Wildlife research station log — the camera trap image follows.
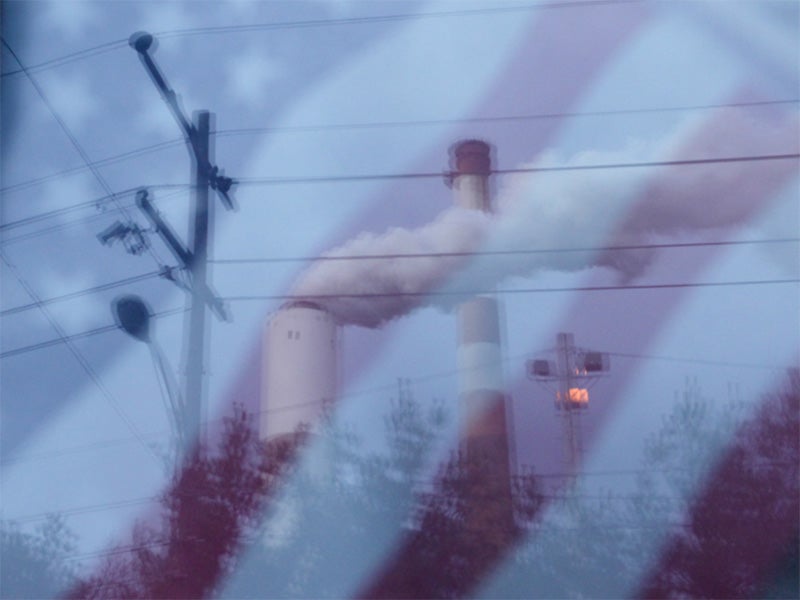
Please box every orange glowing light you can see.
[568,388,589,404]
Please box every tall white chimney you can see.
[260,300,338,444]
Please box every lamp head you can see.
[129,31,154,54]
[112,294,152,343]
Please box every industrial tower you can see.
[528,333,610,474]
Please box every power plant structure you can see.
[527,332,610,474]
[260,300,338,445]
[259,140,515,533]
[449,139,515,533]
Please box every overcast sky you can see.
[1,0,798,595]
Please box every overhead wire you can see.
[0,0,640,79]
[2,278,796,361]
[0,306,186,360]
[0,271,163,317]
[0,238,796,320]
[1,103,795,249]
[8,149,786,246]
[213,98,799,139]
[0,253,162,465]
[233,152,800,187]
[0,142,188,195]
[2,336,790,469]
[1,98,796,200]
[604,351,795,372]
[0,38,169,272]
[0,186,192,251]
[209,238,800,265]
[223,278,799,304]
[0,184,190,232]
[7,496,160,525]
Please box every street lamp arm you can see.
[130,32,197,140]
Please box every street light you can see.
[112,294,185,463]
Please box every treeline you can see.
[1,372,797,598]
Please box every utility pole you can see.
[185,110,211,441]
[96,31,236,456]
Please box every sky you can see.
[1,0,798,596]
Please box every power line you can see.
[2,278,795,361]
[1,239,795,319]
[4,99,794,200]
[0,253,162,465]
[0,432,168,467]
[0,185,190,232]
[214,99,799,139]
[0,271,163,317]
[0,143,188,195]
[0,37,129,79]
[3,337,790,469]
[0,187,191,250]
[210,238,799,265]
[2,144,795,241]
[233,152,800,187]
[2,210,127,248]
[7,496,160,525]
[604,351,792,372]
[64,538,172,563]
[224,278,799,303]
[0,0,639,79]
[0,39,168,271]
[0,306,186,360]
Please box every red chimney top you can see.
[452,139,491,176]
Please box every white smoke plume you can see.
[292,207,493,328]
[293,108,798,328]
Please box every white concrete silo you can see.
[260,300,338,443]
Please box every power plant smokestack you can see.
[451,139,515,533]
[260,301,338,444]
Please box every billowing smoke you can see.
[292,207,492,328]
[293,108,797,328]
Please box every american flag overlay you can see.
[1,1,798,598]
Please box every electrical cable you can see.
[8,496,160,525]
[233,152,800,187]
[2,238,794,319]
[210,238,800,265]
[0,271,163,317]
[0,185,190,232]
[0,187,191,252]
[604,351,793,372]
[0,39,169,272]
[223,278,799,303]
[213,99,799,139]
[0,253,162,465]
[2,339,791,469]
[0,306,186,360]
[0,0,641,79]
[0,141,187,193]
[1,99,795,198]
[2,278,795,361]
